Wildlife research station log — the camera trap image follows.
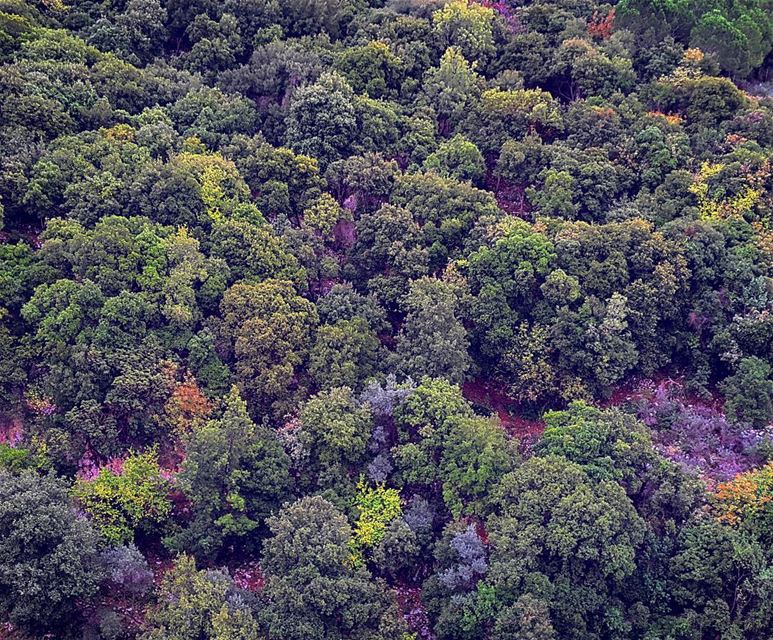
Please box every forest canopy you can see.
[0,0,771,639]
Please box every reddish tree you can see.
[588,8,615,40]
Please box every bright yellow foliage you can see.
[350,477,402,564]
[689,161,762,220]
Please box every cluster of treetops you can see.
[0,0,772,638]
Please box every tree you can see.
[325,152,398,213]
[19,216,227,459]
[353,94,401,158]
[663,520,773,639]
[617,0,772,79]
[297,387,373,498]
[549,294,640,396]
[261,496,406,640]
[210,219,303,288]
[721,356,773,428]
[467,219,556,372]
[74,448,172,545]
[527,169,576,218]
[0,472,101,635]
[220,134,324,219]
[432,0,496,63]
[538,402,654,486]
[87,0,168,65]
[462,87,563,157]
[392,376,501,507]
[141,555,260,640]
[421,47,483,134]
[394,277,471,384]
[182,13,245,77]
[316,283,389,334]
[423,134,486,185]
[440,415,517,517]
[350,477,403,562]
[714,462,773,548]
[371,518,422,582]
[391,171,501,265]
[486,456,647,639]
[286,72,358,168]
[553,39,636,99]
[651,75,747,128]
[309,318,383,391]
[349,203,429,309]
[168,387,291,561]
[167,88,258,148]
[492,595,557,640]
[278,0,347,38]
[495,136,551,188]
[537,401,702,527]
[220,280,318,418]
[336,40,405,99]
[101,543,154,598]
[691,8,771,78]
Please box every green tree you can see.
[309,318,383,391]
[495,135,550,188]
[394,277,471,384]
[527,169,576,218]
[261,496,406,640]
[316,283,389,334]
[432,0,496,63]
[537,402,702,526]
[462,87,563,157]
[391,171,501,265]
[467,219,556,372]
[336,40,405,99]
[74,448,171,545]
[486,456,647,639]
[87,0,168,65]
[549,294,639,396]
[297,387,373,498]
[349,203,429,309]
[691,8,771,78]
[440,415,517,517]
[721,356,773,428]
[0,471,101,635]
[422,47,483,134]
[393,377,491,502]
[220,280,318,418]
[663,521,773,639]
[220,134,324,219]
[491,595,557,640]
[286,72,357,168]
[553,39,636,99]
[141,555,260,640]
[168,387,291,561]
[210,218,304,285]
[279,0,347,38]
[423,134,486,185]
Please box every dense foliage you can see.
[0,0,771,638]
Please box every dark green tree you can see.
[0,472,101,635]
[168,387,292,561]
[721,356,773,428]
[261,496,406,640]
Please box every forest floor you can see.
[462,378,546,449]
[463,371,725,448]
